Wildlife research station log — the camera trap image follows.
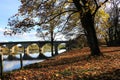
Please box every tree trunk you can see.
[81,12,101,56]
[73,0,101,56]
[51,30,54,56]
[0,54,3,77]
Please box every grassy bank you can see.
[1,47,120,80]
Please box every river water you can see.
[2,49,66,72]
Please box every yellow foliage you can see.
[68,0,73,2]
[98,9,109,22]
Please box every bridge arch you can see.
[0,41,70,60]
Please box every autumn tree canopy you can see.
[7,0,109,56]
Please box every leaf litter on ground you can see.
[1,46,120,80]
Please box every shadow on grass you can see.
[24,54,88,69]
[102,49,120,53]
[78,69,120,80]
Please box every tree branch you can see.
[36,10,77,26]
[59,11,78,32]
[94,0,99,8]
[92,0,108,16]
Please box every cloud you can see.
[0,28,5,32]
[0,27,67,42]
[0,28,40,42]
[16,32,40,41]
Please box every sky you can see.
[0,0,40,42]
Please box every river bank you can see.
[1,47,120,80]
[1,49,66,72]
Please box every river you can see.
[2,49,66,72]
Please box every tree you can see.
[36,17,61,56]
[108,0,120,44]
[95,7,110,44]
[8,0,109,56]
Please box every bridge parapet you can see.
[0,41,70,57]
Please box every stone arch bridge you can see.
[0,41,70,60]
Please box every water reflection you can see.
[2,49,66,72]
[3,60,43,72]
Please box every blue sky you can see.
[0,0,40,42]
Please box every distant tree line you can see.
[107,0,120,46]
